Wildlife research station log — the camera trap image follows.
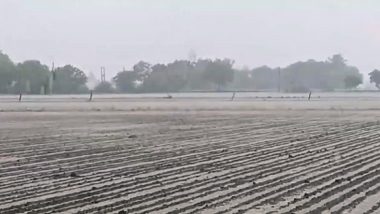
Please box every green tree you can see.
[202,59,234,90]
[369,69,380,89]
[164,60,192,92]
[133,61,152,80]
[94,81,114,93]
[113,70,140,92]
[187,59,212,90]
[53,65,88,94]
[279,55,361,92]
[231,69,254,90]
[141,64,169,92]
[328,54,346,67]
[16,60,50,94]
[344,75,362,89]
[141,60,193,92]
[0,51,16,93]
[251,66,280,90]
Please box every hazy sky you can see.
[1,0,380,80]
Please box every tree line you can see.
[1,51,377,95]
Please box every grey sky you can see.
[1,0,380,81]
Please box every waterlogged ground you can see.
[1,92,380,112]
[1,94,380,213]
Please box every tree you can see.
[164,60,192,92]
[53,65,88,94]
[251,66,279,90]
[369,69,380,89]
[328,54,346,67]
[203,59,234,90]
[141,60,193,92]
[0,51,371,94]
[141,64,169,92]
[281,60,327,92]
[187,59,212,90]
[344,75,362,89]
[16,60,50,94]
[94,81,114,93]
[133,61,152,80]
[113,70,140,93]
[231,69,254,90]
[0,51,16,93]
[279,55,361,92]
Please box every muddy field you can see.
[1,95,380,213]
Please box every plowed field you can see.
[1,98,380,213]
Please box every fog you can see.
[3,2,380,212]
[1,0,380,80]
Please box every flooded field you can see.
[1,92,380,112]
[1,93,380,213]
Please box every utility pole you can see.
[100,67,106,83]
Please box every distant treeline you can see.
[1,51,378,94]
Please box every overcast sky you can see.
[1,0,380,81]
